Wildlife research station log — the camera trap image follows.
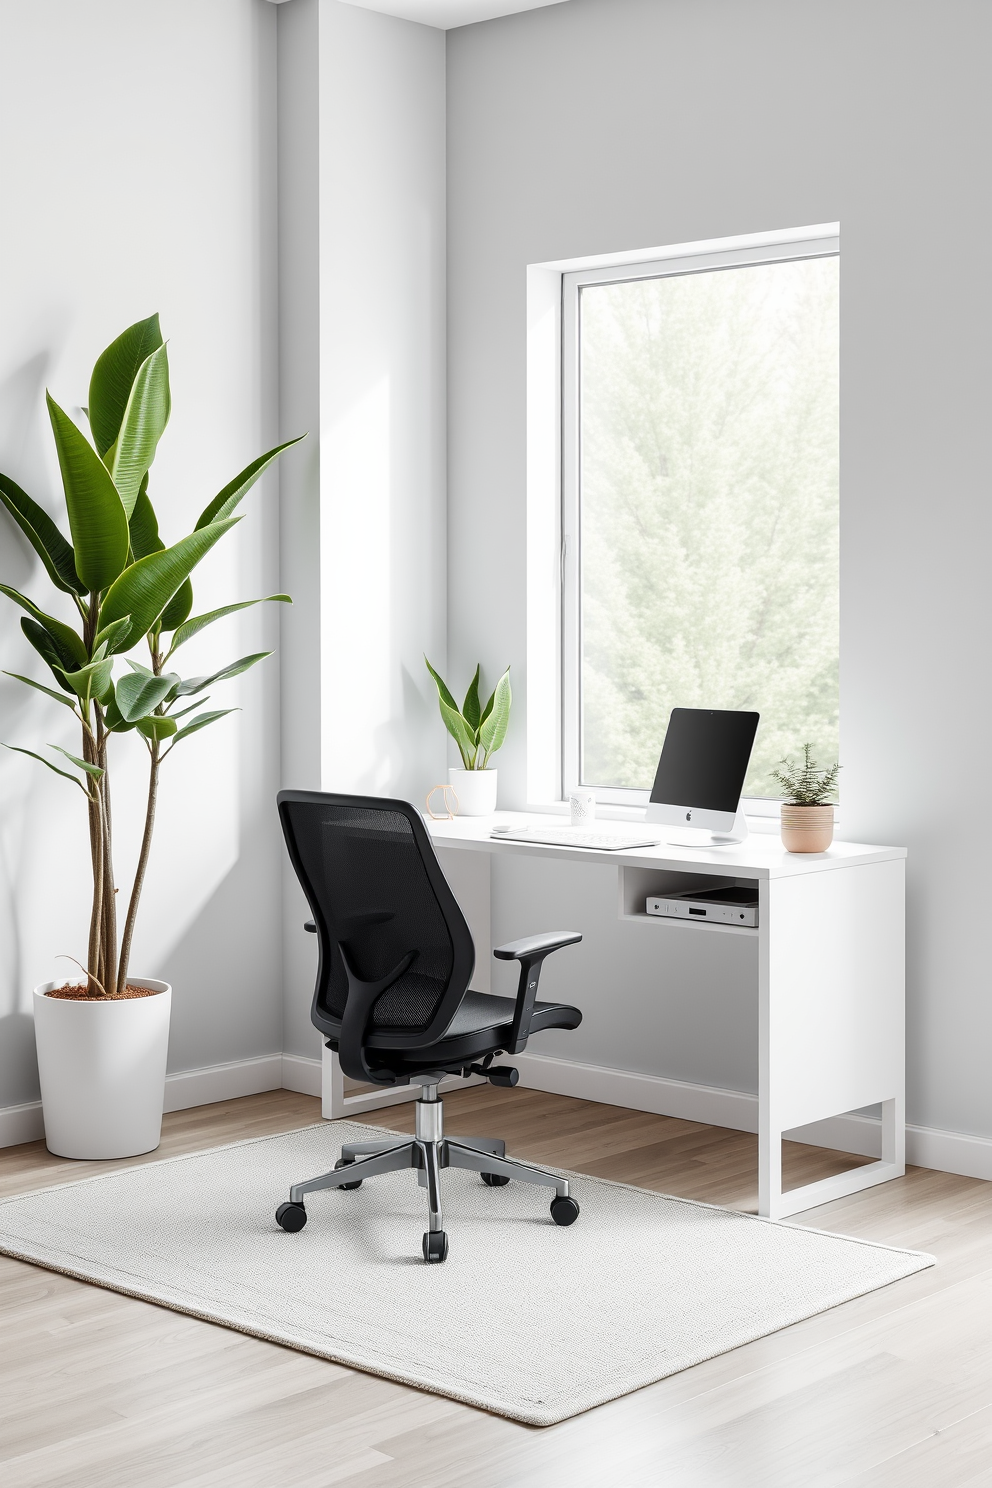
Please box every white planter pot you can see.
[33,979,172,1159]
[448,767,498,816]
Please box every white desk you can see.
[418,812,906,1221]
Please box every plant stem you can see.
[82,594,105,996]
[117,630,164,993]
[84,746,104,995]
[96,704,117,996]
[116,740,158,994]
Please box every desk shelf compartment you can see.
[618,866,760,937]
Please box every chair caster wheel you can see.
[550,1195,580,1227]
[275,1202,307,1232]
[481,1172,510,1187]
[423,1230,448,1263]
[335,1158,362,1190]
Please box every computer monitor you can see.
[645,708,760,845]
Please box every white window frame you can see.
[559,229,840,815]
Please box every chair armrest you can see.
[493,930,582,1054]
[494,931,582,960]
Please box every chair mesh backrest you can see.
[280,797,471,1035]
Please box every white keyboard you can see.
[490,825,659,851]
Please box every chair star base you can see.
[276,1081,578,1262]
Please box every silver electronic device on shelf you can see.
[646,883,759,927]
[645,707,760,846]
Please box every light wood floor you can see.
[3,1087,992,1487]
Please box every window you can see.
[561,234,839,806]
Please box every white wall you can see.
[278,0,448,1060]
[0,0,283,1110]
[446,0,992,1138]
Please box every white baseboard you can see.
[512,1051,992,1183]
[162,1054,285,1113]
[0,1052,324,1150]
[4,1048,992,1185]
[280,1053,323,1097]
[0,1101,46,1148]
[514,1052,758,1133]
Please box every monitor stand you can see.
[664,806,749,849]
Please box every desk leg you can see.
[882,1095,906,1170]
[758,1110,784,1220]
[758,863,905,1221]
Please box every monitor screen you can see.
[649,708,760,814]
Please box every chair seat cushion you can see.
[321,989,582,1068]
[435,990,581,1042]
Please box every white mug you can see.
[569,790,596,826]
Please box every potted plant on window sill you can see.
[0,314,301,1159]
[772,744,840,853]
[425,659,511,815]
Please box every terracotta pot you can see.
[780,804,835,853]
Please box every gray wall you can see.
[0,0,284,1106]
[447,0,992,1135]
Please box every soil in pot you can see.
[47,984,162,1001]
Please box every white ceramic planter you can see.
[448,767,498,816]
[33,979,172,1159]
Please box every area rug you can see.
[0,1121,933,1426]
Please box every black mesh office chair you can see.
[275,790,583,1263]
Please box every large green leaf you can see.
[439,697,477,770]
[159,578,193,631]
[194,436,305,530]
[129,476,164,559]
[88,313,163,458]
[20,618,79,692]
[2,671,80,711]
[175,651,270,696]
[168,594,291,653]
[171,708,237,743]
[168,695,210,719]
[424,656,460,715]
[51,744,104,779]
[2,743,90,794]
[115,669,180,722]
[103,690,138,733]
[136,714,178,741]
[0,583,87,664]
[462,665,482,735]
[478,667,511,759]
[99,517,239,638]
[46,394,129,592]
[0,472,84,594]
[93,615,133,656]
[110,344,171,517]
[56,656,114,707]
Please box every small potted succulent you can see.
[0,314,301,1159]
[772,744,840,853]
[425,658,510,815]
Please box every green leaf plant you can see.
[0,314,302,997]
[771,743,840,806]
[424,658,511,771]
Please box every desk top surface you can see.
[425,810,906,880]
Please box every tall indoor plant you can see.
[0,314,301,1156]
